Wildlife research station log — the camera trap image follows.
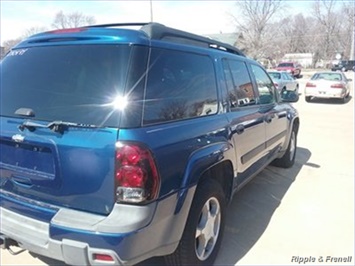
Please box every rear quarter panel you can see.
[118,114,235,197]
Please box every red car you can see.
[275,62,302,78]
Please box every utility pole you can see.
[350,13,354,60]
[150,0,153,22]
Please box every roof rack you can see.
[85,22,245,57]
[87,22,148,28]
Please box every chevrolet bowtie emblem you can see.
[12,134,25,143]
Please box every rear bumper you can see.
[0,187,195,265]
[304,88,346,99]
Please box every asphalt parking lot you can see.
[1,71,354,266]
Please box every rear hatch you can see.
[0,40,147,215]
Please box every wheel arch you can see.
[279,114,300,155]
[292,116,300,135]
[198,160,234,203]
[174,142,236,214]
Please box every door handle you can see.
[265,114,275,123]
[235,124,245,134]
[11,176,33,188]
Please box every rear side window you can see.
[269,72,281,79]
[1,45,131,127]
[143,48,218,125]
[282,72,293,81]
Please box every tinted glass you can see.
[223,59,256,108]
[1,45,131,127]
[251,64,276,105]
[278,63,293,67]
[143,48,218,125]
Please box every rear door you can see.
[0,121,118,215]
[0,44,142,215]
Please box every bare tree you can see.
[232,0,285,59]
[23,26,48,37]
[2,27,48,55]
[2,38,22,55]
[275,14,314,55]
[291,14,312,53]
[311,0,340,63]
[339,1,354,59]
[1,12,95,57]
[52,11,96,29]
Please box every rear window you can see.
[1,45,131,127]
[311,73,342,81]
[278,63,293,67]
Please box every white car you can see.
[268,70,299,93]
[305,72,352,103]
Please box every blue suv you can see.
[0,23,299,265]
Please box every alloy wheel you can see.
[195,197,221,261]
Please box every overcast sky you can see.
[1,0,320,44]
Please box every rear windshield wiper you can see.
[19,120,100,134]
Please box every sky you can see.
[0,0,321,45]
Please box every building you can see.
[281,53,314,68]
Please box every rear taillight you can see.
[115,142,159,203]
[331,83,345,89]
[306,82,316,87]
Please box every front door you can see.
[250,64,287,155]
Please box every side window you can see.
[222,59,256,108]
[282,73,293,80]
[283,72,292,81]
[251,64,276,105]
[143,49,218,125]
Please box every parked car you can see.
[331,60,355,72]
[304,71,352,103]
[267,70,299,94]
[275,62,302,78]
[0,22,300,266]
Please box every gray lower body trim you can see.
[0,187,196,265]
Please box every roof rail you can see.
[87,22,149,28]
[85,22,245,57]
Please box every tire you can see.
[272,127,297,168]
[165,179,226,266]
[305,96,311,102]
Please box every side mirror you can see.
[281,90,299,103]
